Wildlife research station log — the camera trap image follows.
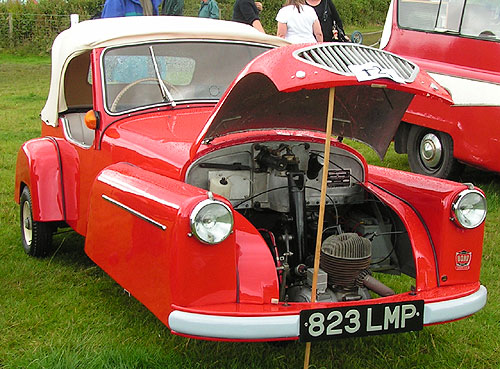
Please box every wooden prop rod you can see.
[304,87,336,369]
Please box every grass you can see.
[1,51,500,369]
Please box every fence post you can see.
[70,13,79,27]
[8,13,13,47]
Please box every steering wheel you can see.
[110,77,182,112]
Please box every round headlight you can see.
[190,199,233,244]
[452,189,487,229]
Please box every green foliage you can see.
[0,0,390,55]
[334,0,390,26]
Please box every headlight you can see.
[451,189,487,229]
[190,199,233,244]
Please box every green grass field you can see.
[1,52,499,369]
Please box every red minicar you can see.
[15,16,487,342]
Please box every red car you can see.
[15,16,487,342]
[381,0,500,178]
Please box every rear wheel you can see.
[407,126,464,179]
[20,186,53,257]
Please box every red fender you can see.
[15,137,79,222]
[368,165,484,287]
[84,162,242,327]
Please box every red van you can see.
[381,0,500,178]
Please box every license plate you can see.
[299,300,424,342]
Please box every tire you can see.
[351,30,363,44]
[20,186,53,257]
[406,126,464,179]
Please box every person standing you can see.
[305,0,346,42]
[160,0,184,16]
[232,0,266,33]
[276,0,323,43]
[199,0,220,19]
[101,0,161,17]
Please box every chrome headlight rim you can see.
[451,189,487,229]
[190,199,233,245]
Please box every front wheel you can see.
[20,186,53,257]
[406,126,464,179]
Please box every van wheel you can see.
[407,126,464,179]
[20,187,53,257]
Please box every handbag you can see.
[322,0,349,42]
[334,20,349,42]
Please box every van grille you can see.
[294,44,419,83]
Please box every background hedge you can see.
[0,0,390,55]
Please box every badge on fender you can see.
[456,250,472,270]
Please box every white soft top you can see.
[42,16,289,126]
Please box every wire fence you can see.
[0,12,94,53]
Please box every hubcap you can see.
[22,201,33,246]
[419,133,442,169]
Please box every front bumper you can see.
[168,285,487,340]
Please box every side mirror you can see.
[84,110,99,130]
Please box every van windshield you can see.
[398,0,499,41]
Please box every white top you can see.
[41,16,289,127]
[275,5,318,44]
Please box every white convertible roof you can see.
[41,16,289,126]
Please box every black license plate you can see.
[300,300,424,342]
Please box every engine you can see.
[186,141,413,303]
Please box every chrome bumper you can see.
[168,285,487,340]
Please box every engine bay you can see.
[186,141,415,303]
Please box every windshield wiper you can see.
[149,46,176,107]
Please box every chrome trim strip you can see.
[168,285,487,339]
[102,194,167,230]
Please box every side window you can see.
[398,0,441,31]
[435,0,465,32]
[462,1,500,39]
[398,0,499,40]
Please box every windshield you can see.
[398,0,500,40]
[102,41,271,114]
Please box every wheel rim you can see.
[22,201,33,246]
[351,31,363,44]
[419,132,442,170]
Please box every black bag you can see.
[322,1,349,42]
[333,20,349,42]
